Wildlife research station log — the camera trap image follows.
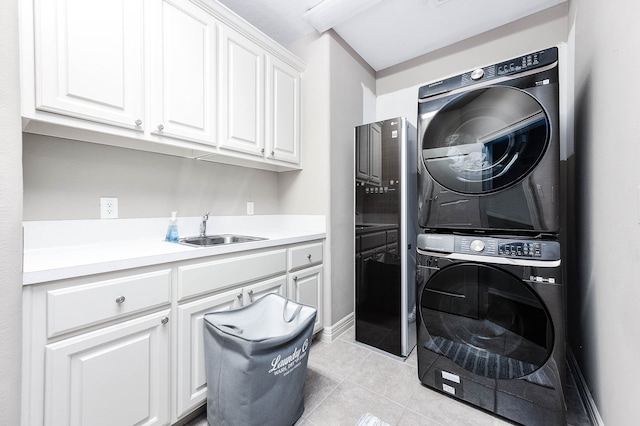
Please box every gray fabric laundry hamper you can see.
[203,293,316,426]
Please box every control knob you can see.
[470,69,484,80]
[470,239,485,252]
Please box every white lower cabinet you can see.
[176,288,238,418]
[175,263,287,418]
[22,267,172,426]
[242,275,287,305]
[23,242,323,426]
[289,265,323,334]
[44,309,171,426]
[288,241,324,334]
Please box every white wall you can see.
[286,32,376,328]
[0,0,23,423]
[328,34,376,325]
[279,33,331,216]
[571,0,640,424]
[23,134,279,220]
[375,2,569,126]
[377,2,570,96]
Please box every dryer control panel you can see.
[418,47,558,99]
[417,233,560,261]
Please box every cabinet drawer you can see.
[178,249,287,300]
[386,229,398,245]
[360,231,386,251]
[47,270,171,338]
[289,242,323,271]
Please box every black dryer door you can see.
[421,262,553,380]
[421,86,550,194]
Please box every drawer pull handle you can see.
[161,317,169,325]
[248,290,254,302]
[115,296,126,304]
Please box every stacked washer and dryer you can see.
[415,47,566,425]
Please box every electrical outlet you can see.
[100,197,118,219]
[247,202,254,215]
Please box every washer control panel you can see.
[497,241,542,257]
[418,233,560,261]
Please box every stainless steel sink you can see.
[179,234,266,247]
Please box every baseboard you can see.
[317,312,354,342]
[567,347,604,426]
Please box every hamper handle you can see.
[283,299,303,323]
[219,324,244,334]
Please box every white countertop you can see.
[23,215,326,285]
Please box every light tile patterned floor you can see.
[188,327,591,426]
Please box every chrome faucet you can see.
[199,212,209,237]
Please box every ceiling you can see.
[217,0,566,71]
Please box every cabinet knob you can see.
[157,124,164,131]
[271,151,275,157]
[293,276,298,281]
[261,148,265,154]
[237,293,243,300]
[135,119,142,127]
[161,317,169,325]
[247,289,254,302]
[307,254,312,260]
[115,296,125,304]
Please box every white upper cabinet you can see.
[266,55,301,164]
[217,26,302,165]
[218,24,265,157]
[34,0,145,130]
[22,0,305,170]
[148,0,217,145]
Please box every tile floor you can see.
[188,327,591,426]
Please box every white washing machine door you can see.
[421,86,550,195]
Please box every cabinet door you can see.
[218,24,264,157]
[289,265,323,333]
[35,0,144,130]
[242,275,287,305]
[369,122,382,185]
[176,289,239,418]
[44,310,170,426]
[266,55,301,164]
[356,125,370,181]
[148,0,217,145]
